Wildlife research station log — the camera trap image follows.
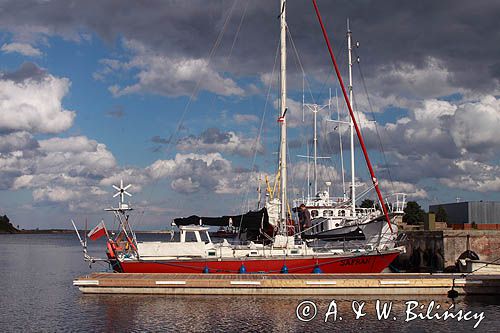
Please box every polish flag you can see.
[88,221,107,241]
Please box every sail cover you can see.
[173,208,269,232]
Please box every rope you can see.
[461,256,500,276]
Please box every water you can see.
[0,234,498,332]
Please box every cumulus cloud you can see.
[0,131,38,153]
[450,95,500,156]
[32,185,107,203]
[1,42,42,56]
[233,113,259,124]
[6,136,116,207]
[176,127,263,157]
[145,152,261,195]
[346,95,500,193]
[440,160,500,193]
[0,0,498,97]
[380,180,428,200]
[99,39,244,97]
[0,63,75,134]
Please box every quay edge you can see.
[73,273,500,296]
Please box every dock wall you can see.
[397,230,500,272]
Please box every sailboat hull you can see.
[116,251,399,274]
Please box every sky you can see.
[0,0,499,230]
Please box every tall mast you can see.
[279,0,287,230]
[347,18,356,216]
[313,106,318,195]
[336,89,347,200]
[311,0,394,232]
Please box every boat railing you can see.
[385,193,407,214]
[293,196,349,208]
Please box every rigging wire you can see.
[288,25,353,197]
[353,47,395,193]
[286,24,316,103]
[206,0,249,120]
[287,25,343,197]
[135,0,240,228]
[240,38,281,213]
[314,36,347,105]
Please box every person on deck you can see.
[298,204,311,232]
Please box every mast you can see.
[347,19,356,216]
[336,89,347,200]
[311,0,394,232]
[313,106,318,195]
[279,0,287,231]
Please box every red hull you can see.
[118,252,399,274]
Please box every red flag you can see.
[88,221,107,241]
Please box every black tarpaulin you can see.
[173,208,269,232]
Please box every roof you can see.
[178,225,210,231]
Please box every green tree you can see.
[435,206,448,223]
[403,201,426,225]
[360,199,374,208]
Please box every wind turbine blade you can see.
[120,179,123,188]
[113,192,121,197]
[123,184,132,191]
[113,185,120,191]
[124,191,132,197]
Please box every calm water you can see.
[0,234,498,332]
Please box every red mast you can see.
[311,0,393,232]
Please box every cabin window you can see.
[200,232,210,244]
[208,251,216,256]
[327,210,334,217]
[185,233,198,242]
[311,210,318,218]
[291,249,298,254]
[339,210,345,217]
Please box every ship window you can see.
[185,233,197,242]
[311,210,318,218]
[208,251,216,256]
[339,210,345,217]
[327,210,334,217]
[291,249,298,254]
[200,231,210,244]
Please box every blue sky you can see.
[0,0,499,229]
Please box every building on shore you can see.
[429,201,500,230]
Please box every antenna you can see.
[84,218,87,248]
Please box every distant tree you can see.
[0,215,18,233]
[435,206,448,223]
[403,201,426,225]
[360,199,374,209]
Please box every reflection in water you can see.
[77,295,496,332]
[0,234,498,332]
